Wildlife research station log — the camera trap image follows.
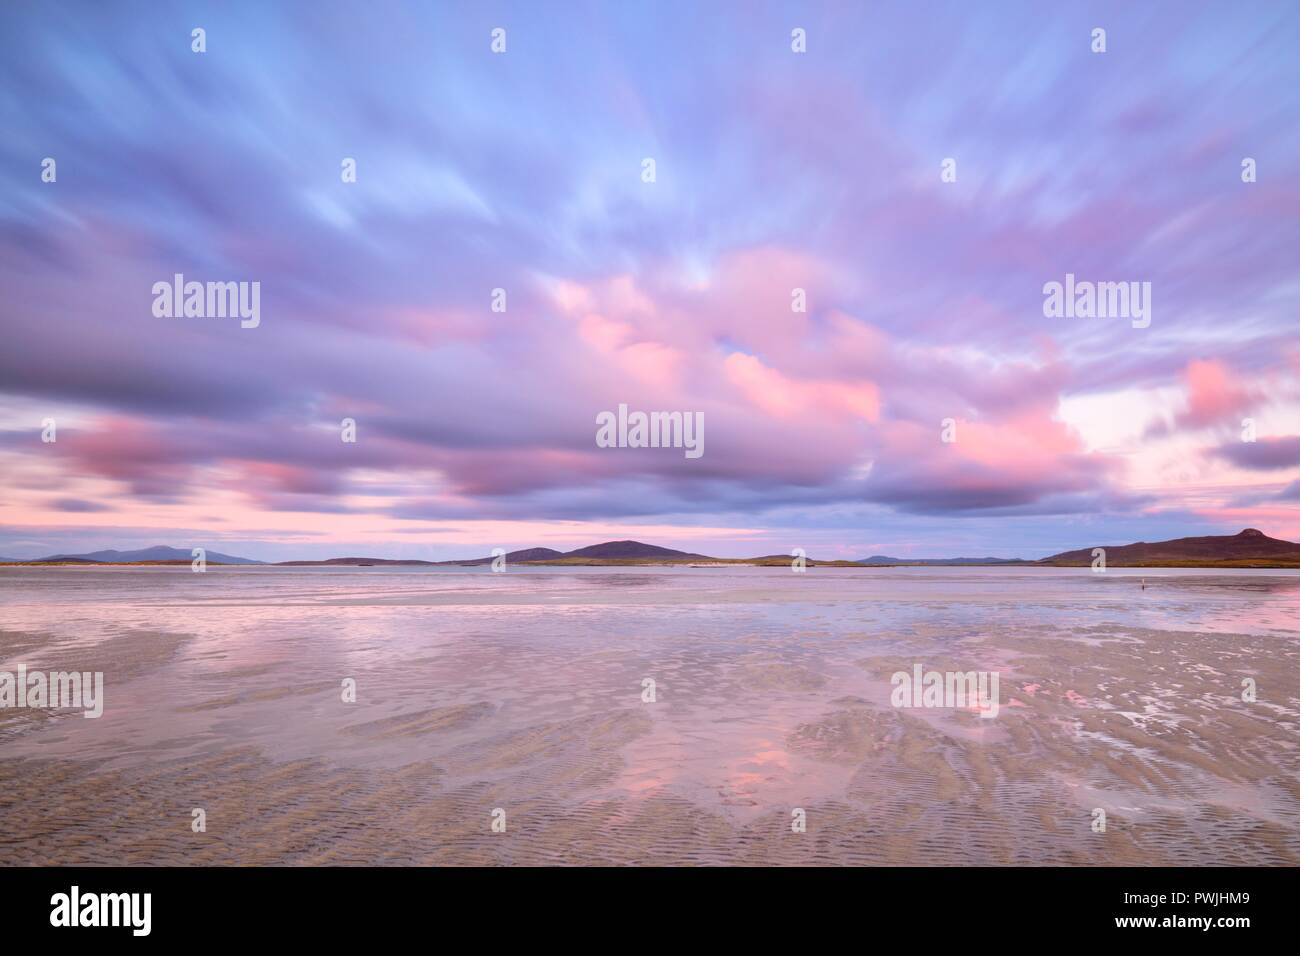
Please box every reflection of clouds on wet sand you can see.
[0,566,1296,864]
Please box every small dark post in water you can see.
[1141,578,1146,590]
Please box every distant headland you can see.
[3,530,1299,569]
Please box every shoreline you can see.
[5,559,1300,570]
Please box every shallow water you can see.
[1,565,1297,865]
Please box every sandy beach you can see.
[1,566,1297,865]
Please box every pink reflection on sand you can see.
[611,701,852,819]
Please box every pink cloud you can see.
[723,353,880,422]
[1179,359,1258,429]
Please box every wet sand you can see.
[0,566,1296,865]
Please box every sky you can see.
[1,0,1298,562]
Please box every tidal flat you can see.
[1,565,1296,865]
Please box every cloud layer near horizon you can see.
[1,1,1298,560]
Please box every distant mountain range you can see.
[280,541,709,567]
[9,545,262,565]
[1037,528,1300,567]
[274,556,439,567]
[857,555,1032,566]
[3,530,1298,568]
